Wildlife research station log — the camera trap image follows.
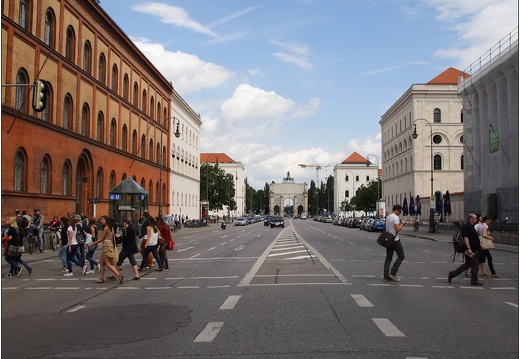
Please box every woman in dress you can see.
[138,216,164,272]
[115,219,140,280]
[87,216,123,284]
[156,216,171,270]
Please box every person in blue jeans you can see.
[64,216,86,277]
[85,217,99,274]
[138,216,164,272]
[57,217,69,271]
[4,217,23,277]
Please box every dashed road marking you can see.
[194,322,224,342]
[351,294,374,307]
[220,295,242,310]
[505,302,518,308]
[66,305,85,313]
[372,318,405,337]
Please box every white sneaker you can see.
[82,265,88,275]
[64,272,73,277]
[61,267,68,273]
[389,274,400,282]
[86,270,95,274]
[17,268,24,277]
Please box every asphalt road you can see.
[2,219,518,358]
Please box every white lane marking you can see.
[145,287,170,290]
[352,274,375,277]
[66,305,85,313]
[460,286,485,290]
[177,286,200,289]
[207,285,230,288]
[432,286,455,289]
[118,287,139,290]
[177,247,194,252]
[490,287,517,290]
[35,278,58,281]
[208,247,216,251]
[220,295,242,310]
[351,294,374,307]
[2,287,17,290]
[372,318,405,337]
[189,254,200,259]
[194,322,224,342]
[271,246,305,251]
[505,302,519,308]
[220,242,227,246]
[56,287,80,290]
[399,285,424,288]
[190,276,239,279]
[283,255,316,260]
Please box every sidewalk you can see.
[399,226,518,253]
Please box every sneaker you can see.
[64,272,73,277]
[471,282,484,286]
[383,276,394,282]
[17,268,24,277]
[62,267,68,273]
[82,265,88,275]
[95,264,100,271]
[28,267,32,275]
[448,271,454,284]
[4,273,14,278]
[86,270,95,274]
[389,274,400,282]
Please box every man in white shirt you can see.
[384,204,406,282]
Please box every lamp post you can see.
[412,118,435,233]
[298,163,322,216]
[202,154,220,218]
[345,170,355,217]
[158,117,181,217]
[366,154,380,216]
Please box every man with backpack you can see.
[448,213,483,286]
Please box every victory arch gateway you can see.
[269,173,308,216]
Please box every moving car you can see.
[300,213,307,220]
[264,216,273,226]
[270,216,285,228]
[235,217,248,226]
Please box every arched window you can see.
[110,171,116,192]
[15,69,29,112]
[142,90,147,113]
[132,130,137,154]
[366,175,370,181]
[433,108,441,123]
[149,139,154,161]
[434,154,442,170]
[148,180,153,202]
[156,142,161,164]
[63,94,72,130]
[110,118,116,146]
[133,82,139,106]
[81,104,89,135]
[96,168,103,198]
[345,190,349,197]
[122,125,128,151]
[141,135,146,158]
[65,26,75,62]
[83,41,91,73]
[355,175,359,181]
[19,0,32,30]
[97,112,104,142]
[123,74,129,100]
[157,102,161,123]
[460,155,464,170]
[44,9,55,48]
[111,64,118,92]
[14,151,25,192]
[62,161,71,196]
[150,96,155,118]
[40,156,50,194]
[98,53,106,84]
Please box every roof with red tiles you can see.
[341,151,368,164]
[200,153,236,163]
[427,67,469,85]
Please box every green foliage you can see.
[200,163,236,212]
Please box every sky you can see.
[100,0,518,189]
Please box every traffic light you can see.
[32,80,48,112]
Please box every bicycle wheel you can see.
[28,237,34,254]
[52,234,57,251]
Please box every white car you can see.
[235,217,247,226]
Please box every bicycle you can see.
[413,220,420,232]
[50,228,61,251]
[26,232,38,254]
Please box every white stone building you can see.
[458,28,519,222]
[333,152,380,216]
[200,153,246,219]
[169,89,202,220]
[379,68,465,220]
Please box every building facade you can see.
[1,0,174,222]
[269,174,308,217]
[169,88,202,221]
[200,153,246,219]
[333,152,380,216]
[458,28,519,222]
[379,68,465,220]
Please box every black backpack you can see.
[452,230,467,262]
[76,224,86,245]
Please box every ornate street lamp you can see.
[412,118,436,233]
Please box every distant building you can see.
[200,153,245,218]
[269,174,308,217]
[379,68,465,220]
[169,89,202,220]
[333,152,380,216]
[458,28,519,222]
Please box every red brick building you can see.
[2,0,174,222]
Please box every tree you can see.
[200,163,236,212]
[351,179,380,214]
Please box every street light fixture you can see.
[298,163,322,215]
[158,117,181,217]
[366,154,380,216]
[412,118,436,233]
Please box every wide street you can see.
[2,219,518,359]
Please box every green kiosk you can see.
[109,178,148,232]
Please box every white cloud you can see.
[220,84,319,122]
[131,2,217,36]
[131,38,234,94]
[271,39,313,70]
[427,0,518,68]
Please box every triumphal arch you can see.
[269,172,308,216]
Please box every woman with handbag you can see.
[478,215,500,278]
[156,216,171,270]
[138,216,164,272]
[4,217,25,277]
[87,216,123,284]
[115,219,140,280]
[84,217,99,274]
[64,215,86,277]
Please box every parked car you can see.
[369,219,386,232]
[235,217,248,226]
[360,218,372,230]
[350,217,362,228]
[270,216,285,228]
[300,213,307,220]
[364,218,375,231]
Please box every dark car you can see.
[264,216,273,226]
[369,219,386,232]
[270,216,285,228]
[350,217,362,228]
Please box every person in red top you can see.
[156,217,171,270]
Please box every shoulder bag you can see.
[377,230,395,248]
[480,236,495,250]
